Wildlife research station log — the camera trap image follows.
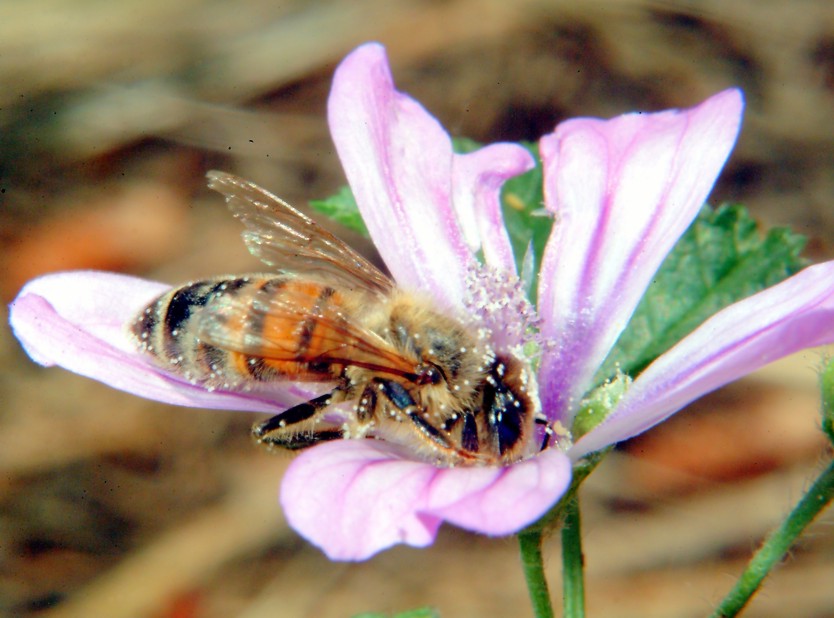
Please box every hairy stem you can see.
[711,458,834,617]
[561,497,586,618]
[518,529,554,618]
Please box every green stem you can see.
[518,529,554,618]
[561,497,586,618]
[517,452,600,618]
[711,458,834,617]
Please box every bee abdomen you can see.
[132,276,262,387]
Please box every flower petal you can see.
[453,143,535,272]
[281,440,571,561]
[328,43,531,310]
[570,261,834,459]
[537,89,744,423]
[9,271,315,412]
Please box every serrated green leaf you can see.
[310,186,369,236]
[597,204,808,382]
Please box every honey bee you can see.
[132,171,549,466]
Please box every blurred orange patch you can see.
[3,181,189,301]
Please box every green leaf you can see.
[498,143,551,285]
[450,136,481,154]
[310,186,369,236]
[597,204,808,382]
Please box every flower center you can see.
[462,262,543,361]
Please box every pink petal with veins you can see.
[281,440,571,560]
[328,43,531,310]
[537,89,743,424]
[453,143,535,272]
[571,261,834,459]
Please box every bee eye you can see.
[417,365,443,385]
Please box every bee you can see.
[132,171,549,466]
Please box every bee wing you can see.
[198,281,420,378]
[206,171,392,296]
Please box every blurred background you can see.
[2,0,834,616]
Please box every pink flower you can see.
[10,43,834,561]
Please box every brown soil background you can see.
[2,1,834,616]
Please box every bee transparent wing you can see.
[206,171,392,296]
[198,281,420,379]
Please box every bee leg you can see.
[374,379,452,450]
[252,393,341,450]
[440,413,479,453]
[535,415,554,451]
[354,383,379,422]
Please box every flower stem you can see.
[518,453,601,618]
[518,529,554,618]
[710,458,834,617]
[561,497,586,618]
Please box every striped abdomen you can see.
[131,276,348,389]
